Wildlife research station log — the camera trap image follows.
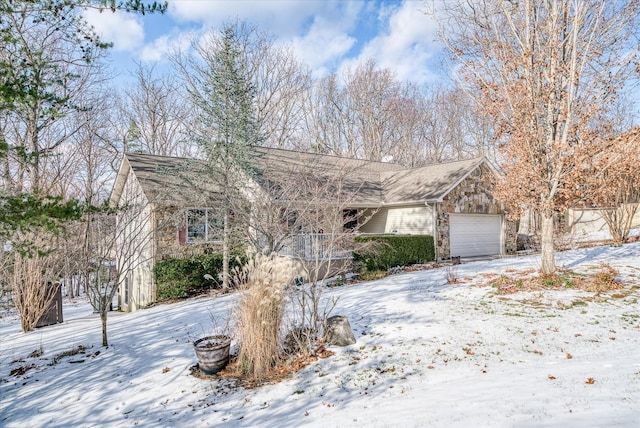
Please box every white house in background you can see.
[568,206,640,242]
[110,147,516,312]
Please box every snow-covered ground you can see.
[1,243,639,427]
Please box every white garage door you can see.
[450,214,502,257]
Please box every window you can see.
[284,209,301,231]
[343,209,358,231]
[186,209,222,243]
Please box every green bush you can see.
[353,235,435,272]
[154,253,246,300]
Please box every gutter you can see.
[362,197,441,208]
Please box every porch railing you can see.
[267,233,353,260]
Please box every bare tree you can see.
[301,73,346,154]
[421,85,464,163]
[300,60,486,167]
[342,60,401,160]
[383,86,428,167]
[422,85,499,162]
[67,91,119,298]
[582,128,640,242]
[88,186,156,347]
[245,151,377,355]
[435,0,640,274]
[119,63,195,157]
[302,60,408,160]
[458,91,498,162]
[249,41,312,150]
[0,2,107,194]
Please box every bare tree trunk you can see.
[101,309,108,347]
[64,246,73,298]
[76,275,82,298]
[222,210,230,291]
[434,0,640,275]
[540,213,555,275]
[77,273,85,298]
[602,204,638,243]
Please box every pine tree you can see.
[186,22,261,289]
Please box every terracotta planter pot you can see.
[193,335,231,375]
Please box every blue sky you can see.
[84,0,445,84]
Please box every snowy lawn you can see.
[1,243,639,427]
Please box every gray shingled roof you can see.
[112,153,222,206]
[252,147,406,206]
[113,149,489,207]
[382,157,484,203]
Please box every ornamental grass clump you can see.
[233,254,298,380]
[12,251,62,333]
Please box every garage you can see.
[449,214,503,258]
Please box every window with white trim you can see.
[186,209,222,243]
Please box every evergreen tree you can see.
[185,22,261,289]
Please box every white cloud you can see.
[168,0,325,38]
[291,16,356,77]
[131,0,442,84]
[140,30,195,62]
[290,1,364,78]
[83,9,144,52]
[339,0,442,84]
[139,0,364,78]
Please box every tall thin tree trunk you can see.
[101,309,108,347]
[76,274,82,298]
[65,245,73,298]
[540,213,555,275]
[222,210,229,290]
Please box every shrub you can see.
[353,235,435,272]
[12,252,62,332]
[154,253,246,300]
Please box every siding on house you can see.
[385,204,433,234]
[569,205,640,241]
[358,208,388,234]
[569,209,610,238]
[117,168,155,312]
[358,205,434,235]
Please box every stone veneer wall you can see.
[436,164,517,259]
